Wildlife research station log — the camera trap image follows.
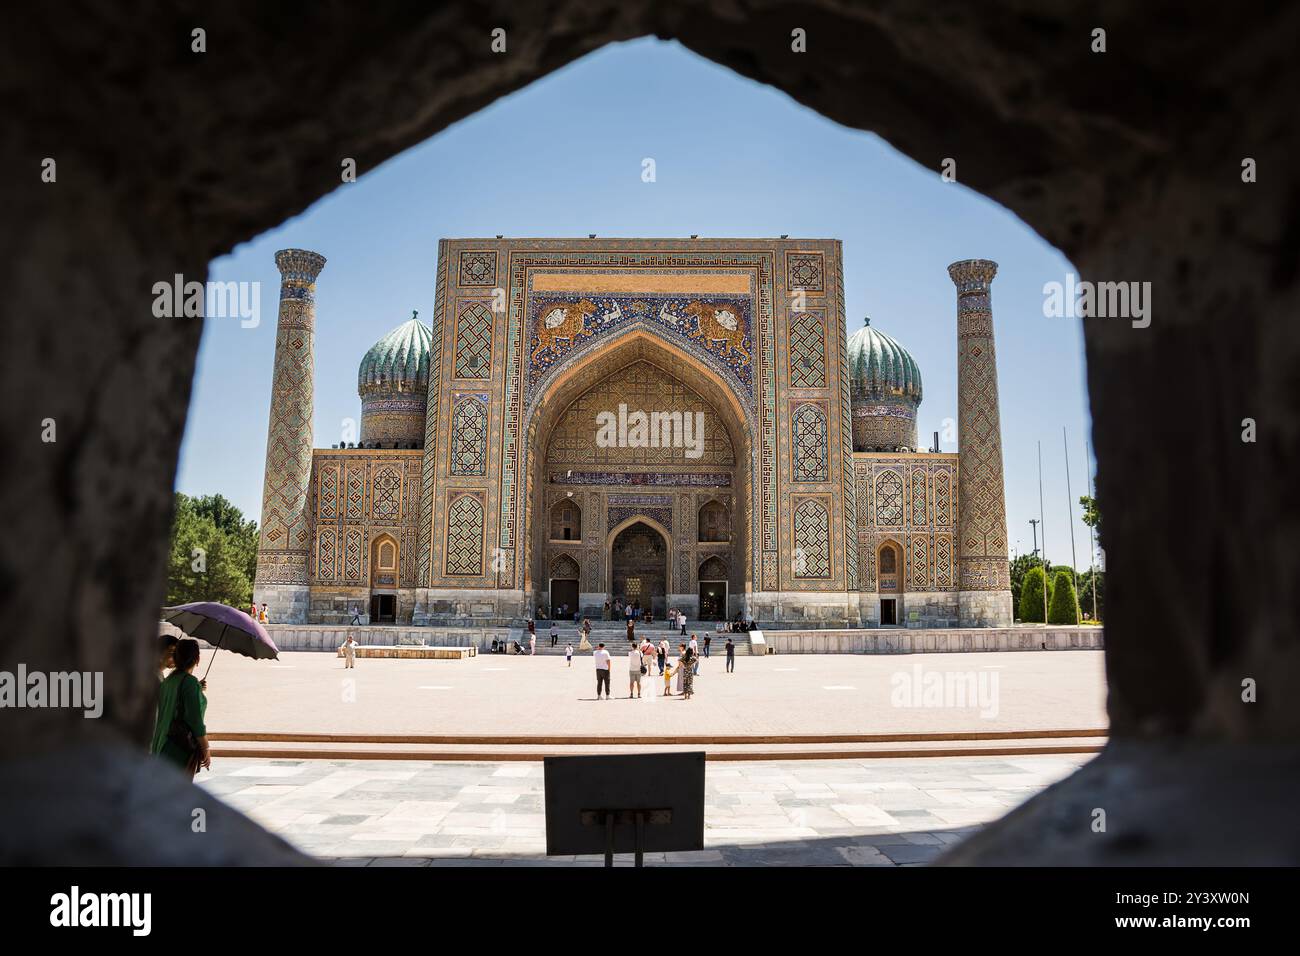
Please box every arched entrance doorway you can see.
[877,540,903,625]
[609,520,669,617]
[522,331,754,622]
[369,534,399,624]
[698,555,729,620]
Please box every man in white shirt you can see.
[628,645,643,699]
[593,643,612,699]
[689,633,700,675]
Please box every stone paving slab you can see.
[197,754,1093,866]
[196,649,1106,737]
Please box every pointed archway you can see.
[523,330,753,620]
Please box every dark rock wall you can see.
[2,0,1296,861]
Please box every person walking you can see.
[594,642,612,700]
[529,632,536,655]
[628,644,644,699]
[657,639,667,675]
[565,642,574,667]
[703,634,711,658]
[639,638,656,680]
[150,638,211,780]
[340,635,359,669]
[725,637,735,673]
[689,633,699,675]
[603,600,611,621]
[680,612,687,638]
[626,618,635,644]
[550,622,558,648]
[259,603,269,624]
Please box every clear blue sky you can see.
[180,38,1096,569]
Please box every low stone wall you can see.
[267,625,510,653]
[267,623,1101,655]
[336,645,475,659]
[761,626,1103,655]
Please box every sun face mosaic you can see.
[526,293,754,396]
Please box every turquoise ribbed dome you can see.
[846,319,923,404]
[357,312,433,395]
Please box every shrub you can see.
[1018,567,1049,623]
[1047,569,1081,625]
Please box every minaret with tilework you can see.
[253,248,326,623]
[949,259,1013,626]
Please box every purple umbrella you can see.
[161,602,279,679]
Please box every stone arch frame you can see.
[604,514,673,601]
[876,537,904,593]
[521,329,755,601]
[16,5,1296,867]
[549,552,580,579]
[697,496,730,542]
[549,496,582,542]
[369,532,400,587]
[699,554,729,580]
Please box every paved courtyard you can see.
[199,753,1094,865]
[197,648,1106,737]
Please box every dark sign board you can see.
[544,752,706,863]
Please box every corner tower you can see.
[948,259,1012,626]
[253,248,326,623]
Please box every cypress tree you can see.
[1018,566,1048,623]
[1047,569,1081,625]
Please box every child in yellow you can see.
[662,659,674,696]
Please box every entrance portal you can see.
[880,598,897,625]
[549,578,579,619]
[611,521,668,617]
[699,582,727,620]
[370,593,396,624]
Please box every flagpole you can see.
[1085,437,1099,621]
[1064,427,1080,603]
[1037,440,1048,625]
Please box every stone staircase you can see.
[497,621,754,656]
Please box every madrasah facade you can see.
[253,239,1012,629]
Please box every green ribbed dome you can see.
[847,318,923,404]
[358,312,433,395]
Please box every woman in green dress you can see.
[150,638,211,779]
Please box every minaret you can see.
[253,248,326,623]
[948,259,1012,627]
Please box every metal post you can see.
[1085,438,1099,621]
[1063,428,1079,600]
[1037,441,1048,625]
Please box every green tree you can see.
[1076,567,1105,621]
[166,493,257,607]
[1079,494,1100,533]
[191,494,259,586]
[1018,566,1050,623]
[1009,553,1052,605]
[1047,568,1081,625]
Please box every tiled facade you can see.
[253,240,1012,627]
